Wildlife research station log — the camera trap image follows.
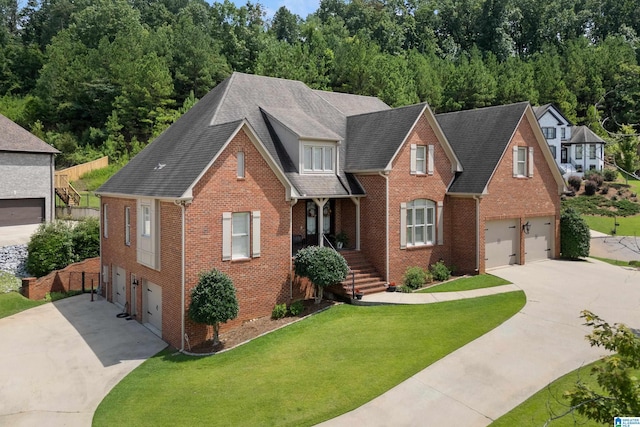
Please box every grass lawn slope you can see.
[0,292,45,319]
[94,292,525,427]
[419,274,511,293]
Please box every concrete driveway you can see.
[320,259,640,426]
[0,294,166,427]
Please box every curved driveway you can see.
[320,259,640,426]
[0,295,166,427]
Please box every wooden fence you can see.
[55,156,109,182]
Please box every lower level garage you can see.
[0,198,44,226]
[143,281,162,336]
[524,216,554,263]
[485,219,519,269]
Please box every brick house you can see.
[97,73,564,350]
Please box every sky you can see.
[231,0,320,20]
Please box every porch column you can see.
[312,198,328,247]
[350,196,361,250]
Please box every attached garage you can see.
[524,216,554,263]
[485,219,519,269]
[113,266,127,309]
[0,198,45,226]
[143,281,162,336]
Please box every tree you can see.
[188,269,239,346]
[71,217,100,261]
[610,125,640,178]
[564,311,640,423]
[560,207,590,259]
[26,221,75,277]
[293,246,348,303]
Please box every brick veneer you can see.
[21,257,100,300]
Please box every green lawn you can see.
[583,214,640,236]
[418,274,511,293]
[0,292,45,319]
[94,291,525,427]
[491,360,606,426]
[590,256,638,267]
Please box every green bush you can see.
[272,303,287,319]
[567,175,582,192]
[560,207,590,259]
[294,246,348,303]
[26,221,75,277]
[71,217,100,261]
[0,271,20,293]
[46,290,82,301]
[403,266,428,290]
[430,261,451,281]
[398,285,413,293]
[289,300,304,316]
[602,168,618,182]
[584,180,597,196]
[583,170,603,186]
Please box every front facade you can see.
[98,73,564,350]
[534,104,606,176]
[0,114,59,227]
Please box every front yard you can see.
[94,291,525,426]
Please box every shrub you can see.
[272,303,287,319]
[584,180,597,196]
[398,285,413,293]
[567,175,582,192]
[560,207,590,259]
[403,266,427,290]
[0,271,20,293]
[71,217,100,261]
[26,221,75,277]
[294,246,348,303]
[602,168,618,182]
[288,300,304,316]
[430,261,452,281]
[583,170,603,186]
[188,269,239,346]
[599,185,609,195]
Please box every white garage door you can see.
[525,216,553,263]
[485,219,519,269]
[113,266,127,308]
[144,281,162,336]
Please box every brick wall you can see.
[356,174,388,280]
[448,196,478,274]
[21,257,100,300]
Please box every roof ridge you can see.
[436,101,529,118]
[347,102,427,119]
[209,73,235,126]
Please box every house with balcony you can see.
[534,104,606,177]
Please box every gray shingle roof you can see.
[569,126,606,144]
[0,114,59,154]
[532,103,572,125]
[437,102,529,194]
[345,103,427,171]
[99,72,387,199]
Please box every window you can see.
[575,145,583,160]
[103,204,108,238]
[513,146,534,178]
[405,199,434,246]
[125,206,131,246]
[589,144,596,160]
[137,199,159,269]
[549,144,557,159]
[410,144,434,175]
[542,127,556,139]
[222,211,261,261]
[237,151,245,178]
[561,128,566,140]
[303,145,334,172]
[142,205,151,237]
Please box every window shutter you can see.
[400,202,407,249]
[222,212,232,261]
[528,147,534,177]
[428,145,434,175]
[512,146,518,177]
[252,211,261,258]
[410,144,417,175]
[437,201,444,245]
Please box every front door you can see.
[561,146,568,163]
[305,200,334,246]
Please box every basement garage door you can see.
[143,281,162,336]
[485,219,519,269]
[113,266,127,309]
[0,198,45,226]
[524,216,554,263]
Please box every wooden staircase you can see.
[54,174,81,207]
[332,250,387,297]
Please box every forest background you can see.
[0,0,639,167]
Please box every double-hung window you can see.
[137,199,159,269]
[405,199,434,246]
[575,145,583,160]
[589,144,596,160]
[516,147,527,176]
[303,145,334,173]
[222,211,261,261]
[542,127,556,139]
[237,151,245,178]
[513,146,534,178]
[232,212,250,259]
[103,204,108,238]
[415,146,426,174]
[410,144,434,175]
[124,206,131,246]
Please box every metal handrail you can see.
[322,234,337,252]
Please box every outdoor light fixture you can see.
[522,221,531,234]
[132,278,139,286]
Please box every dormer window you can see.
[303,143,334,173]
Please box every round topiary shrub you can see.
[294,246,348,303]
[560,207,590,259]
[567,175,582,192]
[584,180,597,196]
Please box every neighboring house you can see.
[533,104,606,176]
[97,73,564,350]
[0,114,59,227]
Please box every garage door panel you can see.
[525,216,553,263]
[144,282,162,335]
[0,198,45,226]
[485,219,519,269]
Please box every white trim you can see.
[528,146,534,178]
[400,202,407,249]
[437,200,443,245]
[410,144,417,175]
[222,212,232,261]
[252,211,261,258]
[428,145,434,175]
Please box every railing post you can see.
[351,270,355,299]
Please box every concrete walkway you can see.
[320,259,640,426]
[0,294,166,427]
[590,230,640,263]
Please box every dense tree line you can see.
[0,0,639,166]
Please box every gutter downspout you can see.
[290,198,298,300]
[474,196,480,272]
[378,172,390,283]
[180,202,186,352]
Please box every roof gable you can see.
[0,114,59,154]
[569,126,606,144]
[533,104,572,126]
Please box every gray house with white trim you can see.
[0,114,59,226]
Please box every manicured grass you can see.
[583,214,640,236]
[0,292,45,319]
[491,360,606,427]
[94,292,525,427]
[0,270,20,293]
[590,256,640,267]
[418,274,511,293]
